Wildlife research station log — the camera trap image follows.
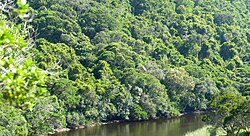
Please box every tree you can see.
[220,42,237,61]
[25,96,66,135]
[0,0,47,109]
[1,0,249,134]
[164,67,195,94]
[129,104,148,120]
[0,103,28,136]
[205,93,250,135]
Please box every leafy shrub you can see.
[66,112,86,128]
[129,104,148,120]
[25,97,66,135]
[0,103,28,136]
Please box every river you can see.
[52,113,205,136]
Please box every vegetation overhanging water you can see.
[51,113,206,136]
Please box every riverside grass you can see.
[185,126,212,136]
[185,126,250,136]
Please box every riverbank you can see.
[179,110,207,116]
[49,111,207,135]
[49,113,206,136]
[48,120,124,135]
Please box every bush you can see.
[25,97,66,135]
[0,103,28,136]
[129,104,148,121]
[0,127,11,136]
[66,112,86,128]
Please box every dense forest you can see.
[0,0,249,135]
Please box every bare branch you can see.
[0,66,8,73]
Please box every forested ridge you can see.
[0,0,249,135]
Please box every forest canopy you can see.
[0,0,249,135]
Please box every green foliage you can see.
[25,96,66,135]
[28,0,250,133]
[50,78,80,111]
[1,58,46,109]
[0,103,28,136]
[205,93,250,135]
[66,112,86,128]
[0,0,46,110]
[129,104,148,121]
[164,67,195,94]
[34,38,78,70]
[1,0,250,135]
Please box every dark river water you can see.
[53,113,205,136]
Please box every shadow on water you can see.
[53,113,206,136]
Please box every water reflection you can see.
[53,113,205,136]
